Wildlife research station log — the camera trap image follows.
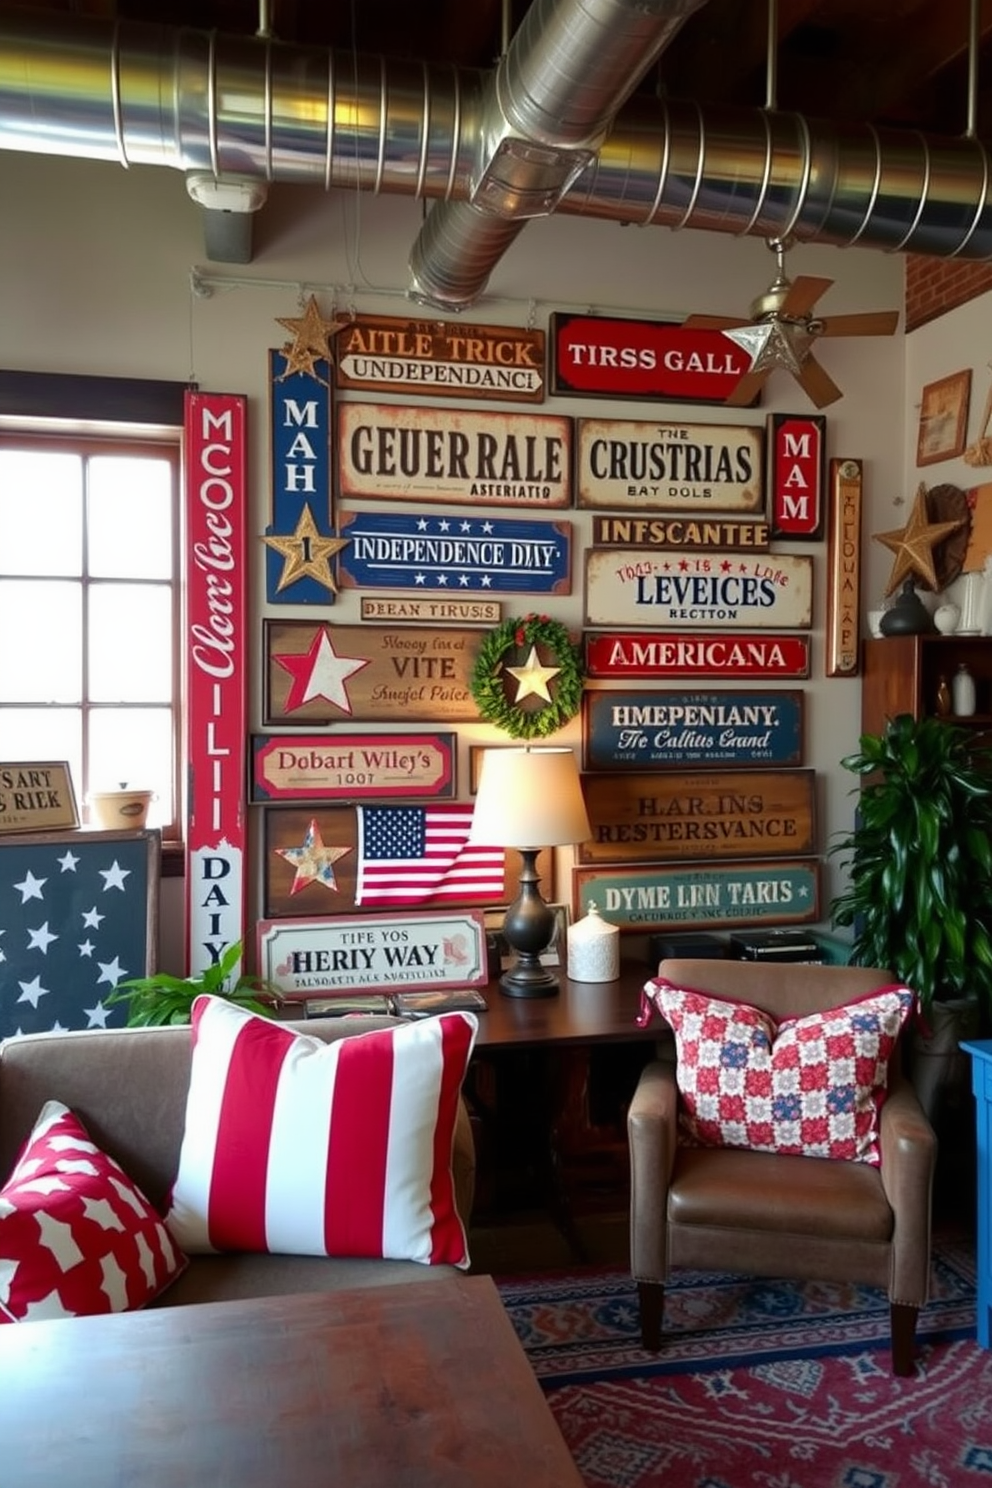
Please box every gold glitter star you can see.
[505,645,561,704]
[263,505,349,595]
[276,818,351,896]
[874,483,967,595]
[275,295,345,382]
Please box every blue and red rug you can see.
[496,1233,992,1488]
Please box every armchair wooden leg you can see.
[890,1302,918,1377]
[637,1281,664,1351]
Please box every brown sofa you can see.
[0,1016,477,1306]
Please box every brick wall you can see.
[905,254,992,331]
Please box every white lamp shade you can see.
[469,746,591,848]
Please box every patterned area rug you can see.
[496,1234,992,1488]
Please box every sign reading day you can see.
[584,551,812,629]
[338,511,571,596]
[581,690,804,770]
[574,860,820,931]
[334,315,545,402]
[576,418,763,512]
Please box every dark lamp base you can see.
[499,959,560,999]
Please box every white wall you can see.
[0,149,915,968]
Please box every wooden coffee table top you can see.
[1,1274,583,1488]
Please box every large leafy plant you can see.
[105,940,284,1026]
[830,712,992,1015]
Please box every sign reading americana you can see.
[581,689,804,770]
[584,632,811,680]
[337,403,572,508]
[338,511,572,596]
[550,312,755,403]
[576,417,763,512]
[584,550,812,629]
[573,860,820,931]
[334,315,545,402]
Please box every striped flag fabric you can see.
[355,804,504,907]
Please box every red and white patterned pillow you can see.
[0,1100,186,1323]
[165,996,477,1266]
[643,978,916,1165]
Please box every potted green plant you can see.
[105,939,284,1027]
[829,711,992,1125]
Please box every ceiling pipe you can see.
[1,10,992,300]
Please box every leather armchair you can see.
[628,958,937,1376]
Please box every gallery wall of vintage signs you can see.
[185,302,861,992]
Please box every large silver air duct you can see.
[1,10,991,309]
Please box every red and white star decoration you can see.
[273,627,370,714]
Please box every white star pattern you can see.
[78,939,95,957]
[27,922,58,954]
[36,1211,85,1270]
[57,850,79,872]
[82,907,105,929]
[99,860,131,892]
[84,1001,111,1028]
[17,976,49,1009]
[96,957,127,988]
[13,870,46,902]
[81,1195,127,1234]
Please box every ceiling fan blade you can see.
[797,355,843,408]
[780,275,833,318]
[724,369,770,407]
[682,313,751,331]
[816,310,900,337]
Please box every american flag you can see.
[0,833,154,1040]
[355,805,504,907]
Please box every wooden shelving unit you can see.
[861,634,992,742]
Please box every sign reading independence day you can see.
[581,690,804,770]
[334,314,545,403]
[265,350,339,604]
[551,312,755,404]
[584,550,812,629]
[337,511,571,596]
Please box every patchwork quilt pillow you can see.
[165,995,478,1266]
[0,1100,187,1323]
[643,978,916,1165]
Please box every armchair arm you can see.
[627,1060,680,1281]
[878,1072,938,1306]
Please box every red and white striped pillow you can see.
[165,996,477,1266]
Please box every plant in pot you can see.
[105,939,284,1026]
[829,711,992,1129]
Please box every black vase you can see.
[878,578,934,636]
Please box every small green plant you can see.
[106,939,284,1026]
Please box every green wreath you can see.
[470,613,584,739]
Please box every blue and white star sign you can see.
[337,511,572,596]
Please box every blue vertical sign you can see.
[265,351,340,604]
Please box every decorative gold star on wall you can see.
[263,505,349,594]
[505,645,561,703]
[874,483,967,595]
[275,295,345,382]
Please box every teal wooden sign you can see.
[573,859,819,931]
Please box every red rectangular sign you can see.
[551,312,756,405]
[585,631,811,679]
[767,414,826,539]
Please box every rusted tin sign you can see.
[550,312,756,404]
[585,632,811,680]
[768,413,826,540]
[250,733,457,802]
[581,689,804,770]
[337,403,572,508]
[576,418,764,512]
[257,910,489,997]
[361,596,502,624]
[592,514,771,550]
[334,315,545,402]
[584,551,813,629]
[577,770,816,865]
[573,859,820,931]
[337,511,572,596]
[264,622,484,724]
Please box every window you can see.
[0,431,182,841]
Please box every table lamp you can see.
[470,746,591,998]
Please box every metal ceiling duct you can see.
[1,9,992,304]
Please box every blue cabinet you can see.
[961,1039,992,1349]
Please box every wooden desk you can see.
[0,1275,583,1488]
[473,959,656,1049]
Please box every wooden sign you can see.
[337,403,572,509]
[265,351,339,603]
[584,551,813,629]
[767,413,826,540]
[257,910,489,998]
[361,596,502,624]
[577,770,816,865]
[585,632,811,680]
[592,514,770,551]
[826,458,863,677]
[573,859,820,931]
[550,312,756,404]
[334,315,545,402]
[264,622,484,724]
[581,690,804,771]
[0,762,78,835]
[575,418,763,513]
[337,511,572,596]
[250,734,457,802]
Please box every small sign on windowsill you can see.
[0,761,79,836]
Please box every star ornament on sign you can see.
[273,626,371,714]
[874,483,967,595]
[505,645,561,704]
[263,504,349,595]
[275,295,346,383]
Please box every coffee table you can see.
[0,1274,583,1488]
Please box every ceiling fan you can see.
[683,237,900,408]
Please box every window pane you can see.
[89,707,174,826]
[0,449,82,576]
[0,580,81,701]
[89,456,173,580]
[0,709,82,800]
[89,583,172,701]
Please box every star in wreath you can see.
[470,614,583,740]
[874,483,967,595]
[275,295,345,383]
[263,505,349,595]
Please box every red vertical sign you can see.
[767,414,826,540]
[184,391,248,976]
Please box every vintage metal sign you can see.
[826,458,863,677]
[592,514,770,551]
[264,350,341,603]
[573,860,820,931]
[576,418,764,513]
[584,550,813,629]
[337,511,572,596]
[334,314,545,403]
[264,622,484,724]
[250,733,457,802]
[361,596,501,624]
[550,312,756,404]
[337,402,572,509]
[768,413,826,540]
[0,762,78,835]
[578,770,816,865]
[581,689,804,771]
[257,910,489,997]
[584,632,811,680]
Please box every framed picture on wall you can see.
[916,369,972,466]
